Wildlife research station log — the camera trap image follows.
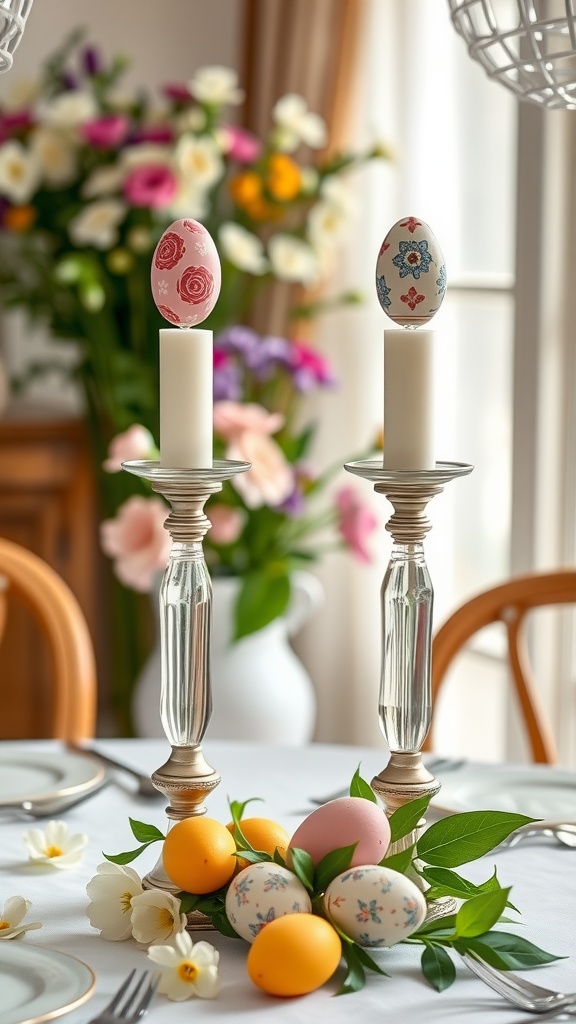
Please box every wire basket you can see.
[0,0,33,73]
[448,0,576,109]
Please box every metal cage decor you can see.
[448,0,576,109]
[0,0,33,73]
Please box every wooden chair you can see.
[0,536,97,739]
[424,571,576,764]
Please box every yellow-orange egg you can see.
[247,913,342,997]
[162,816,236,894]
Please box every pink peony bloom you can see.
[228,431,294,509]
[123,163,178,209]
[291,340,336,391]
[223,125,262,163]
[103,424,156,472]
[81,114,130,149]
[207,503,244,545]
[335,486,378,564]
[162,82,192,103]
[100,495,170,592]
[213,400,284,440]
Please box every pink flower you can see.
[154,230,185,270]
[207,504,244,544]
[228,431,293,509]
[223,125,262,163]
[123,163,178,209]
[129,125,174,144]
[177,264,214,305]
[213,400,284,440]
[162,82,192,103]
[291,341,335,391]
[335,486,378,564]
[81,114,130,149]
[103,424,156,472]
[100,496,170,592]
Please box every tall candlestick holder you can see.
[344,459,473,851]
[122,458,249,920]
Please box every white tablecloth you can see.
[1,739,575,1024]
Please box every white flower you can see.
[319,174,357,212]
[174,134,224,189]
[86,862,144,941]
[2,78,41,111]
[82,164,124,199]
[307,198,350,257]
[0,897,41,940]
[300,167,319,195]
[120,144,172,171]
[268,233,319,285]
[219,223,268,275]
[30,127,78,187]
[37,90,98,129]
[0,140,41,203]
[168,178,209,221]
[189,65,244,107]
[272,93,327,152]
[147,931,219,1001]
[23,820,87,870]
[131,890,186,946]
[174,107,206,134]
[68,199,127,249]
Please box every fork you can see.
[461,951,576,1015]
[87,969,159,1024]
[67,743,160,798]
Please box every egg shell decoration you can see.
[289,797,391,867]
[323,864,427,948]
[375,216,446,327]
[225,862,312,944]
[151,218,221,327]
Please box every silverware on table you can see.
[66,742,160,798]
[0,779,110,818]
[461,950,576,1015]
[500,823,576,850]
[87,968,159,1024]
[307,757,466,805]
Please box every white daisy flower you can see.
[219,222,268,275]
[188,65,244,107]
[82,164,124,199]
[174,134,224,190]
[272,94,327,152]
[37,90,98,129]
[147,930,219,1001]
[68,198,127,249]
[131,889,186,946]
[307,198,350,257]
[23,820,88,870]
[268,233,319,285]
[86,862,144,941]
[0,897,42,940]
[30,127,78,187]
[0,140,41,203]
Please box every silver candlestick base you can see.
[344,460,473,847]
[122,459,249,915]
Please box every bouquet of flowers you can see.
[0,31,386,695]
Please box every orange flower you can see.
[229,171,262,208]
[4,205,36,231]
[266,153,301,201]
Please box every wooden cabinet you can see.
[0,403,103,737]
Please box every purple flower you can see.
[213,358,242,401]
[245,335,293,377]
[162,82,192,103]
[129,125,174,144]
[215,325,261,359]
[82,46,102,76]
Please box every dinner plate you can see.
[433,762,576,818]
[0,749,105,805]
[0,943,95,1024]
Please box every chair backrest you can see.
[0,536,97,739]
[424,570,576,764]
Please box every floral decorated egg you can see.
[225,862,312,943]
[151,217,221,326]
[375,216,445,327]
[289,797,391,867]
[323,864,427,948]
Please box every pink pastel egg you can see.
[289,797,391,867]
[151,218,221,327]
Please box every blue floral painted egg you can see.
[375,216,446,327]
[225,862,312,943]
[323,864,427,948]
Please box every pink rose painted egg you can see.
[375,216,445,327]
[289,797,391,868]
[151,218,221,327]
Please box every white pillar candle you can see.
[160,328,213,468]
[383,328,435,471]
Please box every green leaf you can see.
[177,892,200,914]
[128,818,165,843]
[351,943,388,977]
[349,765,377,802]
[456,932,565,970]
[414,914,458,937]
[389,794,431,845]
[210,911,242,938]
[103,842,155,865]
[337,943,366,996]
[314,844,357,894]
[232,848,271,864]
[289,847,316,893]
[234,570,291,639]
[422,866,500,901]
[417,811,537,867]
[379,843,416,874]
[273,847,286,867]
[228,797,263,825]
[421,944,456,991]
[455,888,510,938]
